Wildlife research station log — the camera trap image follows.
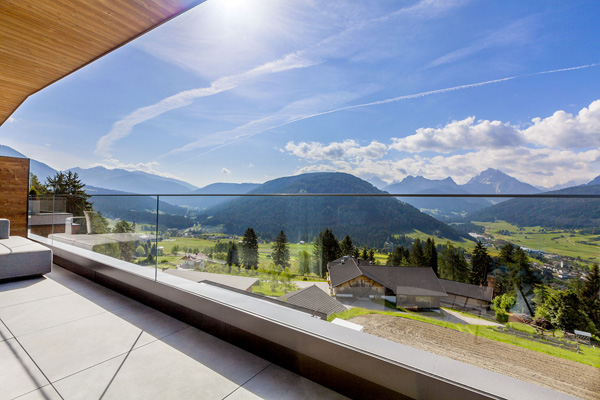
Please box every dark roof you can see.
[327,257,363,287]
[279,285,346,317]
[360,265,447,297]
[439,279,494,302]
[328,257,447,297]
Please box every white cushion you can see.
[0,236,52,280]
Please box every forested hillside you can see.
[202,173,465,246]
[467,185,600,228]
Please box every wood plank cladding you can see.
[0,0,204,125]
[0,156,30,237]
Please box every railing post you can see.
[155,195,159,281]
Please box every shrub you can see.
[492,293,516,312]
[496,309,509,323]
[533,316,553,330]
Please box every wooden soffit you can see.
[0,0,204,126]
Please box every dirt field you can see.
[349,314,599,400]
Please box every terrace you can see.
[1,263,344,399]
[1,190,593,399]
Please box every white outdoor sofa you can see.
[0,218,52,281]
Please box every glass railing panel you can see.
[34,192,599,399]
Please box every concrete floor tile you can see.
[0,319,13,342]
[16,311,157,382]
[12,384,62,400]
[109,302,189,340]
[54,338,249,400]
[227,364,348,400]
[161,326,271,385]
[0,292,106,336]
[47,266,137,311]
[0,338,49,400]
[0,277,71,309]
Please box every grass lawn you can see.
[252,281,297,297]
[404,230,474,252]
[329,306,600,368]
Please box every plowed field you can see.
[350,314,599,400]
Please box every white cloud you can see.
[7,116,16,123]
[523,100,600,148]
[90,159,183,180]
[221,167,231,175]
[390,116,524,153]
[389,99,600,154]
[294,147,600,188]
[288,99,600,188]
[285,140,387,161]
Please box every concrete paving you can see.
[440,309,503,327]
[0,265,347,400]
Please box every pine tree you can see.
[499,243,515,264]
[340,234,354,256]
[271,230,290,270]
[312,228,341,278]
[424,238,438,275]
[322,228,342,268]
[581,263,600,328]
[439,243,469,282]
[508,248,540,316]
[312,232,324,277]
[297,250,310,275]
[113,220,134,262]
[240,227,259,269]
[469,241,491,286]
[226,241,239,267]
[409,238,426,266]
[45,171,91,215]
[29,173,47,196]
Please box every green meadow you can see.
[473,221,600,265]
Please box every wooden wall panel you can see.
[0,156,29,237]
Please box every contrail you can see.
[170,61,600,165]
[286,62,600,122]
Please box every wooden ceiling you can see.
[0,0,204,125]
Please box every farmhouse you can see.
[439,279,494,313]
[327,256,447,310]
[180,252,208,269]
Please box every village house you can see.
[327,256,447,310]
[180,252,208,269]
[328,256,497,313]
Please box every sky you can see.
[2,0,600,189]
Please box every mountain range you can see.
[69,166,198,194]
[2,144,599,232]
[382,169,541,221]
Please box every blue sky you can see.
[2,0,600,189]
